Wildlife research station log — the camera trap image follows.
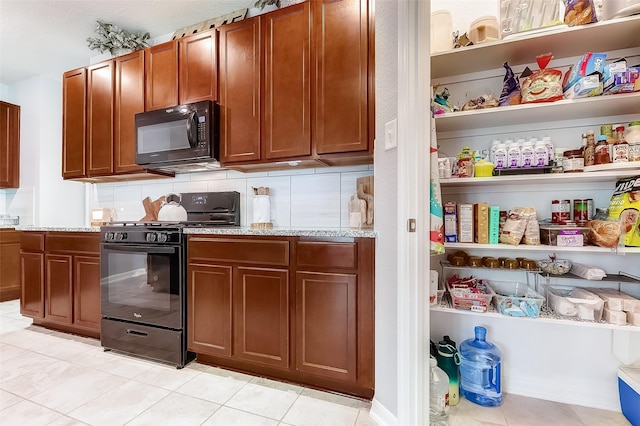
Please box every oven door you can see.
[100,243,183,330]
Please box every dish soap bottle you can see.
[429,357,450,426]
[459,326,503,406]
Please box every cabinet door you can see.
[219,17,261,163]
[0,230,21,301]
[73,255,101,332]
[62,68,86,179]
[0,101,20,188]
[86,60,114,176]
[114,50,145,173]
[312,0,370,155]
[20,252,44,318]
[45,254,73,324]
[188,264,233,357]
[145,40,179,111]
[234,267,289,368]
[179,30,218,104]
[263,3,311,160]
[295,271,357,381]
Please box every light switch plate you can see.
[384,119,398,151]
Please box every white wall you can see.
[371,0,399,423]
[88,165,373,228]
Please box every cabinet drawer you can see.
[46,233,100,254]
[296,241,357,270]
[188,237,289,266]
[0,229,20,244]
[21,232,45,252]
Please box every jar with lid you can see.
[627,121,640,162]
[457,146,475,177]
[594,135,610,165]
[612,125,629,163]
[584,130,596,166]
[562,149,584,172]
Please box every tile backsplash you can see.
[88,165,374,229]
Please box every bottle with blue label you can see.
[459,326,503,407]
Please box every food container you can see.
[488,281,545,318]
[537,258,571,275]
[446,279,496,313]
[539,224,591,246]
[545,285,604,321]
[468,16,500,44]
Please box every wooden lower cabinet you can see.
[187,235,374,399]
[20,231,100,337]
[0,229,21,301]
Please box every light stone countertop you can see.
[14,225,376,238]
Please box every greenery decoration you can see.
[86,21,150,55]
[254,0,281,10]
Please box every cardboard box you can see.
[474,203,489,244]
[563,52,607,91]
[602,58,640,94]
[563,72,603,99]
[458,203,474,243]
[489,205,500,244]
[444,201,458,242]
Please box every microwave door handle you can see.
[186,111,198,148]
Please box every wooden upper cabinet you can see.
[114,50,145,173]
[263,2,311,160]
[179,30,218,104]
[0,101,20,188]
[145,40,179,110]
[62,68,86,179]
[312,0,370,155]
[219,17,261,163]
[86,60,115,176]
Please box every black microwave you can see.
[135,100,220,171]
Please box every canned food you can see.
[586,199,594,220]
[552,199,571,223]
[573,199,589,222]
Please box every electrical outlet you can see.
[384,119,397,151]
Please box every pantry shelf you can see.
[431,14,640,79]
[430,304,640,331]
[444,242,640,255]
[433,92,640,133]
[440,168,640,187]
[540,272,640,285]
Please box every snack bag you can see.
[499,62,521,106]
[608,175,640,247]
[563,0,597,27]
[521,53,563,104]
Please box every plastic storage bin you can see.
[488,281,544,318]
[618,365,640,426]
[446,279,495,313]
[545,285,604,321]
[539,224,591,246]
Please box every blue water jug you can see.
[459,326,503,407]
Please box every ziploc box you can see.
[474,203,489,244]
[603,58,639,94]
[444,201,458,243]
[458,203,474,243]
[563,72,603,99]
[562,52,607,91]
[489,205,500,244]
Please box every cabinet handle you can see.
[126,329,149,337]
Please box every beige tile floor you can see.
[0,299,631,425]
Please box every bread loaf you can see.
[587,220,620,248]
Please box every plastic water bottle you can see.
[429,357,450,426]
[437,336,460,406]
[459,326,503,407]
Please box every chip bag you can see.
[608,175,640,247]
[564,0,598,27]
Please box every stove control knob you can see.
[157,233,168,243]
[105,232,114,241]
[146,233,157,242]
[115,232,126,241]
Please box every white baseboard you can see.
[369,397,398,426]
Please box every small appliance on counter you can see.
[0,214,19,226]
[90,208,114,227]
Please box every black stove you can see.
[99,191,240,368]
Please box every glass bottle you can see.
[612,125,629,163]
[600,124,615,162]
[594,134,610,165]
[584,130,596,166]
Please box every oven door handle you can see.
[102,244,178,254]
